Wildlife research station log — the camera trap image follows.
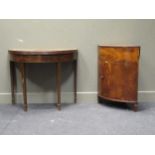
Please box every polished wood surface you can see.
[10,61,16,105]
[98,46,140,111]
[19,63,27,111]
[9,49,78,111]
[9,49,77,63]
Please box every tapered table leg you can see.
[10,61,16,105]
[56,62,61,110]
[19,63,28,112]
[73,60,77,103]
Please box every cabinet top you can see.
[98,45,140,48]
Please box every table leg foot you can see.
[24,106,28,112]
[57,104,61,111]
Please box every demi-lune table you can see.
[9,49,78,111]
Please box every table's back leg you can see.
[56,62,61,110]
[10,61,16,105]
[73,60,77,103]
[19,63,28,112]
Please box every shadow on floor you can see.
[98,98,146,112]
[14,103,75,110]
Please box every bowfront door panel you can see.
[98,46,140,111]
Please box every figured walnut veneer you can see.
[98,46,140,111]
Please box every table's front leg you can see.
[73,60,77,103]
[10,61,16,105]
[56,62,61,110]
[19,63,28,112]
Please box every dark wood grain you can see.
[56,62,61,110]
[9,52,76,63]
[19,63,28,111]
[10,61,16,105]
[98,46,140,111]
[73,60,77,103]
[8,49,77,55]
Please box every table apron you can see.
[10,54,76,63]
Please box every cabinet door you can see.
[98,47,139,102]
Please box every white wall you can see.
[0,19,155,103]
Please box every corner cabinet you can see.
[98,46,140,111]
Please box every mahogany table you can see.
[8,49,78,111]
